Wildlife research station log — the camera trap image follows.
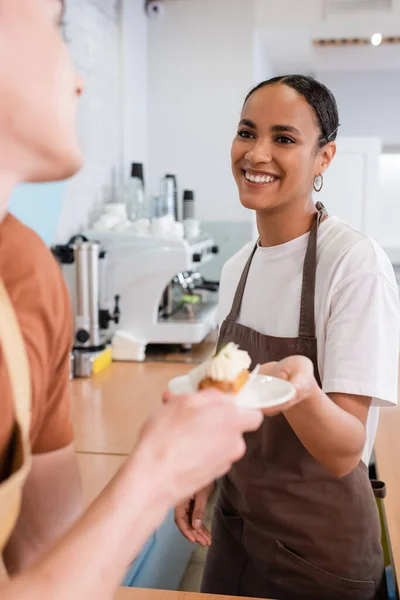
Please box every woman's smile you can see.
[242,169,281,189]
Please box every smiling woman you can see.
[230,75,339,236]
[173,74,400,600]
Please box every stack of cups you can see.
[183,190,195,220]
[105,203,127,220]
[165,174,179,221]
[93,203,131,232]
[182,190,200,239]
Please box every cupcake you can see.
[198,342,251,394]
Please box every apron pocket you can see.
[201,505,246,596]
[209,505,244,551]
[371,479,386,499]
[214,504,243,538]
[275,540,376,599]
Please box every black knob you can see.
[68,234,89,245]
[99,309,110,330]
[51,245,75,264]
[192,253,201,263]
[113,295,121,325]
[183,190,194,201]
[131,163,144,182]
[76,329,90,344]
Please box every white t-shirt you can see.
[218,216,400,465]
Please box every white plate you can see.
[168,373,296,410]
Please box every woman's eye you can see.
[276,136,295,144]
[237,130,255,139]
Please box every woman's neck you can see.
[256,198,317,247]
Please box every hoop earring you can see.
[313,174,324,193]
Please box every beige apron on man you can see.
[0,279,32,551]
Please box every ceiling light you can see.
[371,33,383,46]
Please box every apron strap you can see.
[0,279,31,436]
[298,202,328,339]
[226,243,258,322]
[226,202,328,329]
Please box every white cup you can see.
[104,203,127,219]
[151,218,169,237]
[183,219,200,239]
[171,222,184,239]
[113,220,131,232]
[134,218,151,235]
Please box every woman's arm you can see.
[0,392,262,600]
[261,357,370,477]
[286,386,370,477]
[261,265,400,477]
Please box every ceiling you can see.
[325,0,392,15]
[161,0,400,73]
[256,0,400,74]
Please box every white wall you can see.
[56,0,121,241]
[379,154,400,251]
[56,0,149,242]
[147,0,256,223]
[315,70,400,248]
[254,30,275,83]
[120,0,148,183]
[317,136,382,238]
[317,70,400,148]
[251,31,275,239]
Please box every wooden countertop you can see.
[72,361,400,595]
[115,589,261,600]
[374,404,400,577]
[71,362,192,455]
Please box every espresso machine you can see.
[82,230,220,361]
[52,235,120,376]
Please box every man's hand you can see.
[137,389,263,507]
[175,483,215,546]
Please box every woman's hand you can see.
[174,482,215,547]
[259,355,319,416]
[260,356,370,477]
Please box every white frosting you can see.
[206,342,251,382]
[188,362,208,389]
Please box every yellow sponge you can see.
[92,347,113,374]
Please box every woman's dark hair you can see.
[244,75,340,148]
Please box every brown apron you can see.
[202,203,386,600]
[0,279,32,552]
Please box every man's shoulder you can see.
[0,213,58,268]
[0,213,69,307]
[0,215,74,454]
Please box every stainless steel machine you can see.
[52,235,120,376]
[158,269,219,350]
[82,230,220,361]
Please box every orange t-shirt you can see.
[0,214,74,477]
